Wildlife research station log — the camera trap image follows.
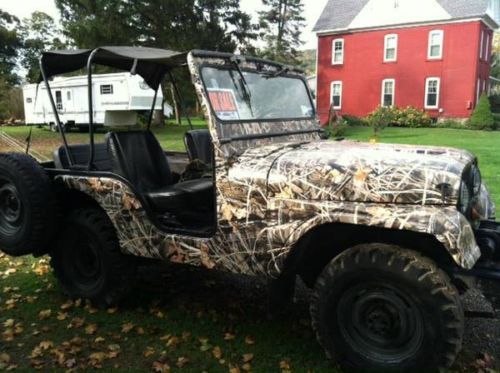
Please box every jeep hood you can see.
[230,140,475,205]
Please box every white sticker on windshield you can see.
[208,89,240,120]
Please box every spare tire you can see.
[0,153,57,256]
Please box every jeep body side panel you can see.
[57,174,480,277]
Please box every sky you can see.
[0,0,327,50]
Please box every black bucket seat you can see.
[184,129,213,164]
[106,130,212,214]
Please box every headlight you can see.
[470,165,482,196]
[458,180,471,215]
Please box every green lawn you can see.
[0,125,499,371]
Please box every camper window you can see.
[100,85,113,95]
[67,91,71,101]
[26,98,32,103]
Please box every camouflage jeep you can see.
[0,46,499,371]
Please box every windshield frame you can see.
[199,63,317,124]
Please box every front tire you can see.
[310,243,463,371]
[50,208,136,306]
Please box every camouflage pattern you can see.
[55,52,488,276]
[57,174,480,276]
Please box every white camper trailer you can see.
[23,73,172,131]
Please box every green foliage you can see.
[366,106,432,138]
[367,106,393,138]
[489,94,500,113]
[470,94,495,130]
[390,106,432,127]
[493,113,500,130]
[342,114,368,127]
[434,119,470,130]
[0,10,21,85]
[55,0,257,52]
[258,0,305,65]
[19,12,67,83]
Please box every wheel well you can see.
[58,188,103,213]
[284,223,457,288]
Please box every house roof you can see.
[313,0,499,33]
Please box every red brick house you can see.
[313,0,500,123]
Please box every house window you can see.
[67,91,71,101]
[381,79,395,107]
[384,34,398,62]
[100,84,113,95]
[332,39,344,65]
[330,81,342,109]
[428,30,444,59]
[55,90,63,111]
[425,78,440,109]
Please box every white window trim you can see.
[381,79,396,107]
[477,78,481,102]
[384,34,398,62]
[330,81,343,109]
[424,77,440,109]
[332,38,344,65]
[486,33,490,61]
[480,30,485,60]
[428,30,444,59]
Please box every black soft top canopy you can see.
[39,46,187,89]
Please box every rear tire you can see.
[310,243,463,371]
[0,153,57,256]
[50,207,136,306]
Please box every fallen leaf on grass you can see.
[224,332,236,341]
[39,340,54,350]
[3,319,14,328]
[38,309,52,320]
[143,347,155,357]
[121,322,134,333]
[213,346,222,359]
[85,324,97,335]
[244,336,255,345]
[152,360,170,372]
[229,365,241,373]
[242,363,252,371]
[56,312,68,321]
[67,317,85,329]
[176,356,189,368]
[242,354,253,363]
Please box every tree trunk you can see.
[170,82,181,126]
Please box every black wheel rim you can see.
[336,281,424,364]
[0,177,23,236]
[64,227,103,292]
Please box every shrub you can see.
[391,106,432,127]
[366,106,394,138]
[470,94,495,130]
[489,94,500,113]
[493,113,500,130]
[342,114,368,127]
[435,119,470,130]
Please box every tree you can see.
[54,0,257,123]
[0,10,21,85]
[470,93,495,130]
[258,0,305,64]
[19,12,66,83]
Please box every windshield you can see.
[201,66,314,121]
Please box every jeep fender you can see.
[270,199,481,272]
